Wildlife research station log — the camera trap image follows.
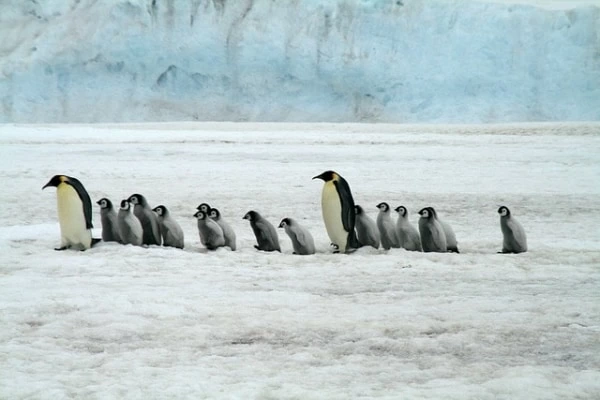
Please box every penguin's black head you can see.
[194,210,207,220]
[278,217,291,228]
[209,208,221,220]
[120,199,131,210]
[395,205,407,216]
[128,194,147,206]
[418,207,431,219]
[377,202,390,212]
[243,210,259,221]
[354,205,364,215]
[42,175,67,189]
[153,205,167,216]
[197,203,211,213]
[312,170,338,182]
[97,198,113,209]
[498,206,511,217]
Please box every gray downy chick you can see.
[128,193,161,246]
[354,205,380,249]
[394,205,422,252]
[97,197,122,243]
[418,207,447,253]
[376,202,400,250]
[498,206,527,254]
[117,199,143,246]
[194,210,225,250]
[243,210,280,252]
[153,205,184,249]
[278,217,316,255]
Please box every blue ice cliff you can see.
[0,0,599,123]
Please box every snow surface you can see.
[1,0,600,124]
[1,122,599,399]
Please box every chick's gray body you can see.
[195,211,225,250]
[98,198,121,243]
[129,194,161,246]
[499,206,527,253]
[154,205,184,249]
[377,202,400,250]
[431,208,458,253]
[418,207,447,253]
[117,200,143,246]
[395,206,422,252]
[244,211,280,252]
[354,205,380,249]
[279,218,315,255]
[210,208,236,251]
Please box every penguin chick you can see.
[209,208,236,251]
[42,174,100,251]
[313,170,359,253]
[243,210,280,252]
[153,205,184,249]
[394,206,422,252]
[194,210,225,250]
[197,203,211,213]
[97,198,122,243]
[429,207,459,253]
[117,200,143,246]
[418,207,447,253]
[498,206,527,254]
[376,202,400,250]
[128,194,161,246]
[354,205,380,249]
[278,218,316,255]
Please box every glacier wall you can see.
[1,0,599,123]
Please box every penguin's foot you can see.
[54,246,70,251]
[254,245,261,251]
[91,238,101,247]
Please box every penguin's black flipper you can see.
[333,178,356,235]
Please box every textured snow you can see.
[1,0,599,123]
[1,122,599,399]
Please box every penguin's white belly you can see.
[322,183,347,250]
[57,184,91,248]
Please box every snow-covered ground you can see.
[1,122,599,399]
[1,0,599,123]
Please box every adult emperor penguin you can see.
[376,202,400,250]
[354,205,380,249]
[153,205,184,249]
[194,210,225,250]
[117,199,143,246]
[42,175,100,251]
[97,197,122,243]
[128,194,161,246]
[278,218,316,255]
[498,206,527,253]
[209,208,236,251]
[429,207,459,253]
[313,170,359,253]
[394,206,422,252]
[243,210,281,252]
[418,207,447,253]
